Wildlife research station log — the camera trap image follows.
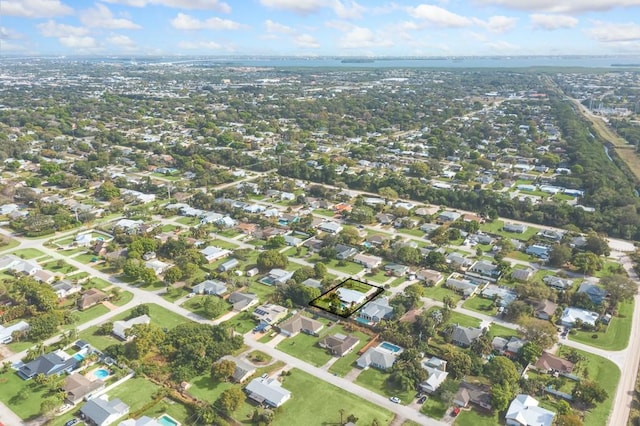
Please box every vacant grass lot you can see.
[355,367,413,405]
[308,255,364,275]
[569,300,633,351]
[421,398,448,419]
[487,323,520,339]
[462,296,497,315]
[181,295,232,320]
[479,219,540,241]
[221,311,257,334]
[454,409,499,426]
[0,371,49,419]
[276,331,333,367]
[277,369,394,426]
[42,259,78,274]
[558,345,620,426]
[9,248,45,259]
[423,285,462,304]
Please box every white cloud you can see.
[59,35,98,49]
[325,20,356,32]
[588,20,640,42]
[338,26,392,48]
[0,41,25,51]
[177,40,223,49]
[0,26,23,40]
[260,0,365,18]
[408,4,472,28]
[265,19,294,34]
[171,13,246,31]
[294,33,320,48]
[475,0,640,14]
[2,0,72,18]
[475,15,518,33]
[79,4,141,30]
[107,34,136,48]
[332,0,366,19]
[37,21,89,37]
[102,0,231,12]
[530,14,578,30]
[485,40,518,51]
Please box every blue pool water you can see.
[356,317,370,325]
[93,369,109,380]
[158,415,179,426]
[73,353,85,361]
[380,342,402,353]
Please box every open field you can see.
[569,300,633,351]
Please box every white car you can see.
[389,396,401,404]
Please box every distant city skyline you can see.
[1,0,640,56]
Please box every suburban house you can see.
[318,333,360,357]
[384,263,410,276]
[78,288,108,310]
[301,278,323,289]
[359,297,393,324]
[278,313,324,337]
[560,307,599,327]
[219,258,239,272]
[481,285,517,307]
[446,252,474,269]
[33,269,57,284]
[467,260,501,281]
[0,254,41,276]
[511,267,535,282]
[450,325,483,348]
[260,269,294,286]
[416,269,444,285]
[192,279,228,296]
[492,336,526,359]
[538,229,564,242]
[453,382,492,411]
[144,259,171,276]
[283,235,303,247]
[505,394,555,426]
[228,292,259,312]
[336,288,367,306]
[112,314,151,340]
[80,394,130,426]
[199,246,231,263]
[18,351,79,379]
[445,274,480,297]
[357,344,402,370]
[64,372,105,404]
[534,351,575,374]
[577,282,608,305]
[51,280,81,299]
[335,244,358,260]
[0,320,29,344]
[419,357,449,394]
[253,304,288,326]
[245,377,291,408]
[318,221,343,234]
[528,299,558,321]
[503,223,527,233]
[220,355,256,383]
[437,211,461,223]
[526,244,551,259]
[543,275,573,290]
[353,253,383,269]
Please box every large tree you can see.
[211,359,236,382]
[601,274,637,309]
[215,387,245,415]
[257,249,288,272]
[519,317,558,349]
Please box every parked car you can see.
[451,407,460,417]
[64,419,80,426]
[389,396,401,404]
[418,396,427,404]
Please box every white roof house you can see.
[561,307,599,327]
[192,280,228,296]
[505,394,555,426]
[245,377,291,407]
[419,357,449,393]
[144,259,171,275]
[336,288,367,306]
[112,314,151,340]
[200,246,231,263]
[0,320,29,344]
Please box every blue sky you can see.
[1,0,640,56]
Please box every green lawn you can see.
[181,295,232,320]
[0,238,20,252]
[59,247,87,257]
[275,369,394,426]
[140,398,192,425]
[284,246,309,257]
[245,281,277,303]
[454,409,499,426]
[314,208,336,217]
[558,345,620,426]
[398,228,425,237]
[188,375,235,402]
[595,261,626,278]
[207,239,239,250]
[479,219,540,241]
[9,247,45,259]
[162,287,190,302]
[42,259,78,274]
[83,277,112,290]
[390,276,406,287]
[424,309,481,328]
[308,255,364,275]
[73,303,110,326]
[217,229,240,238]
[221,311,257,334]
[112,290,134,306]
[355,368,414,405]
[462,297,497,316]
[276,331,333,367]
[109,376,160,414]
[0,372,49,420]
[73,252,100,264]
[78,325,122,351]
[364,269,391,284]
[421,398,448,419]
[424,285,462,304]
[487,323,520,339]
[569,300,633,350]
[176,217,199,225]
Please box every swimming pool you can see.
[157,414,181,426]
[93,369,109,380]
[379,341,402,353]
[73,353,85,361]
